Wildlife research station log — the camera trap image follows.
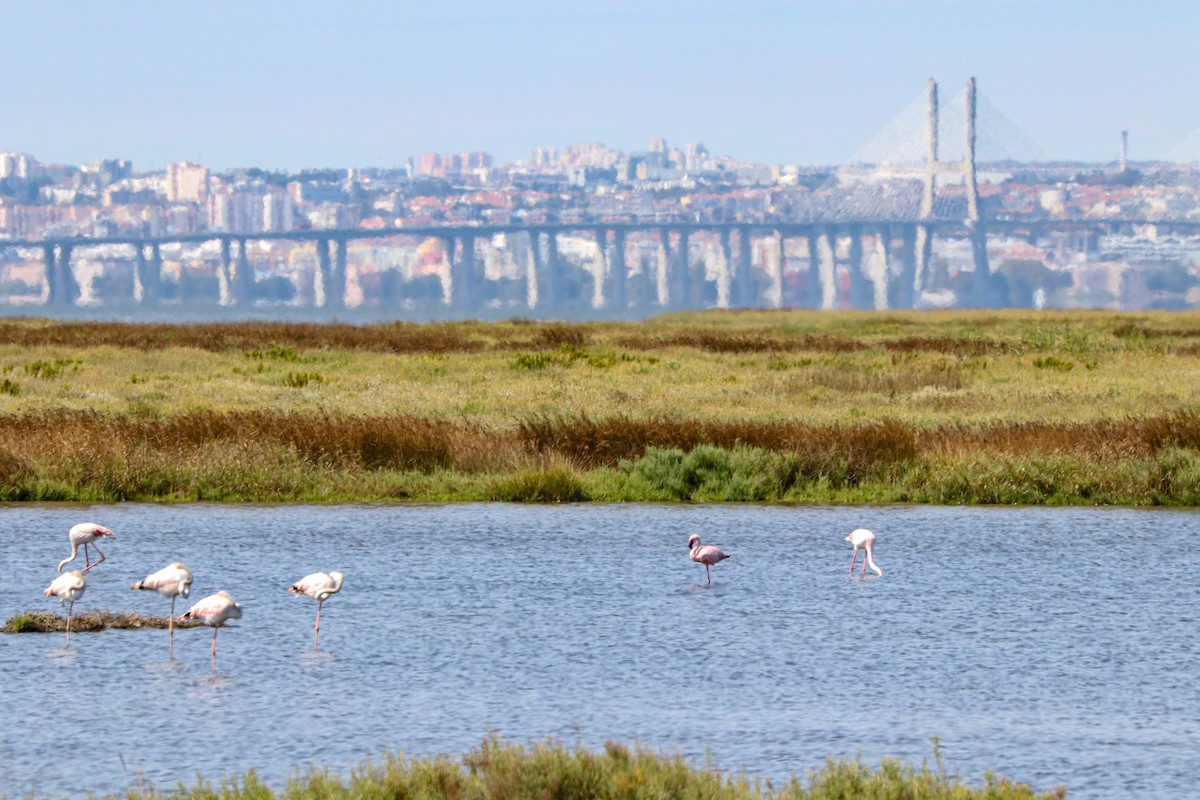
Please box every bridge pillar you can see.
[42,244,56,306]
[218,237,233,305]
[893,225,917,309]
[136,244,162,306]
[608,228,627,311]
[914,225,933,302]
[719,228,734,307]
[592,228,608,309]
[806,227,825,309]
[45,244,77,308]
[331,235,345,309]
[735,226,753,308]
[969,223,993,307]
[544,231,559,308]
[456,234,478,312]
[526,230,542,308]
[847,225,872,310]
[679,228,692,308]
[315,237,332,307]
[873,226,890,310]
[818,227,837,309]
[232,238,254,305]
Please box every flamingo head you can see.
[687,534,701,550]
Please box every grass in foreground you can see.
[60,737,1066,800]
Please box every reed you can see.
[71,737,1062,800]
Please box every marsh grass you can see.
[74,737,1063,800]
[0,312,1198,503]
[2,610,203,633]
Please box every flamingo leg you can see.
[168,596,176,659]
[705,564,711,585]
[211,626,218,671]
[314,600,323,650]
[81,543,106,573]
[849,549,858,575]
[65,601,73,647]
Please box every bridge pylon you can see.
[914,76,988,305]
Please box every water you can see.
[0,503,1196,799]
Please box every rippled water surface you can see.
[1,504,1197,799]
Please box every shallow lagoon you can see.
[1,503,1196,799]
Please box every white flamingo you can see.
[57,522,115,573]
[289,571,344,649]
[180,590,242,670]
[131,562,194,657]
[688,534,731,585]
[846,528,883,576]
[44,570,87,647]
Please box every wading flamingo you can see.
[44,570,87,647]
[846,528,883,576]
[57,523,115,573]
[289,571,344,649]
[180,590,242,670]
[688,534,731,585]
[131,562,194,658]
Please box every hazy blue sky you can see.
[3,1,1198,171]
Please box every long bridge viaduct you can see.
[3,78,1198,315]
[3,215,1193,314]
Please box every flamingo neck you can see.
[57,543,79,572]
[865,547,883,576]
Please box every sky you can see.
[3,0,1199,172]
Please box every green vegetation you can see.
[2,610,201,632]
[43,737,1063,800]
[0,310,1197,504]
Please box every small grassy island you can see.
[0,310,1197,505]
[84,737,1066,800]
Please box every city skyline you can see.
[3,1,1200,171]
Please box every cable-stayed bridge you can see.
[3,78,1200,316]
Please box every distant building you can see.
[166,162,210,204]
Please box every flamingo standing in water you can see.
[131,562,193,658]
[57,522,115,573]
[688,534,731,585]
[846,528,883,576]
[289,571,344,649]
[180,590,242,670]
[44,570,87,647]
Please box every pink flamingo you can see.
[688,534,731,585]
[131,562,194,658]
[44,570,87,647]
[289,571,344,649]
[846,528,883,576]
[57,522,115,573]
[180,590,243,670]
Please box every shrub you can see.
[488,466,588,502]
[282,371,324,388]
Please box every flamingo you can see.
[846,528,883,576]
[131,562,193,658]
[57,522,115,573]
[688,534,731,585]
[289,571,344,649]
[180,590,243,670]
[44,570,87,647]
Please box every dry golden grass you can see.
[0,311,1196,503]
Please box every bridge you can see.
[3,78,1199,316]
